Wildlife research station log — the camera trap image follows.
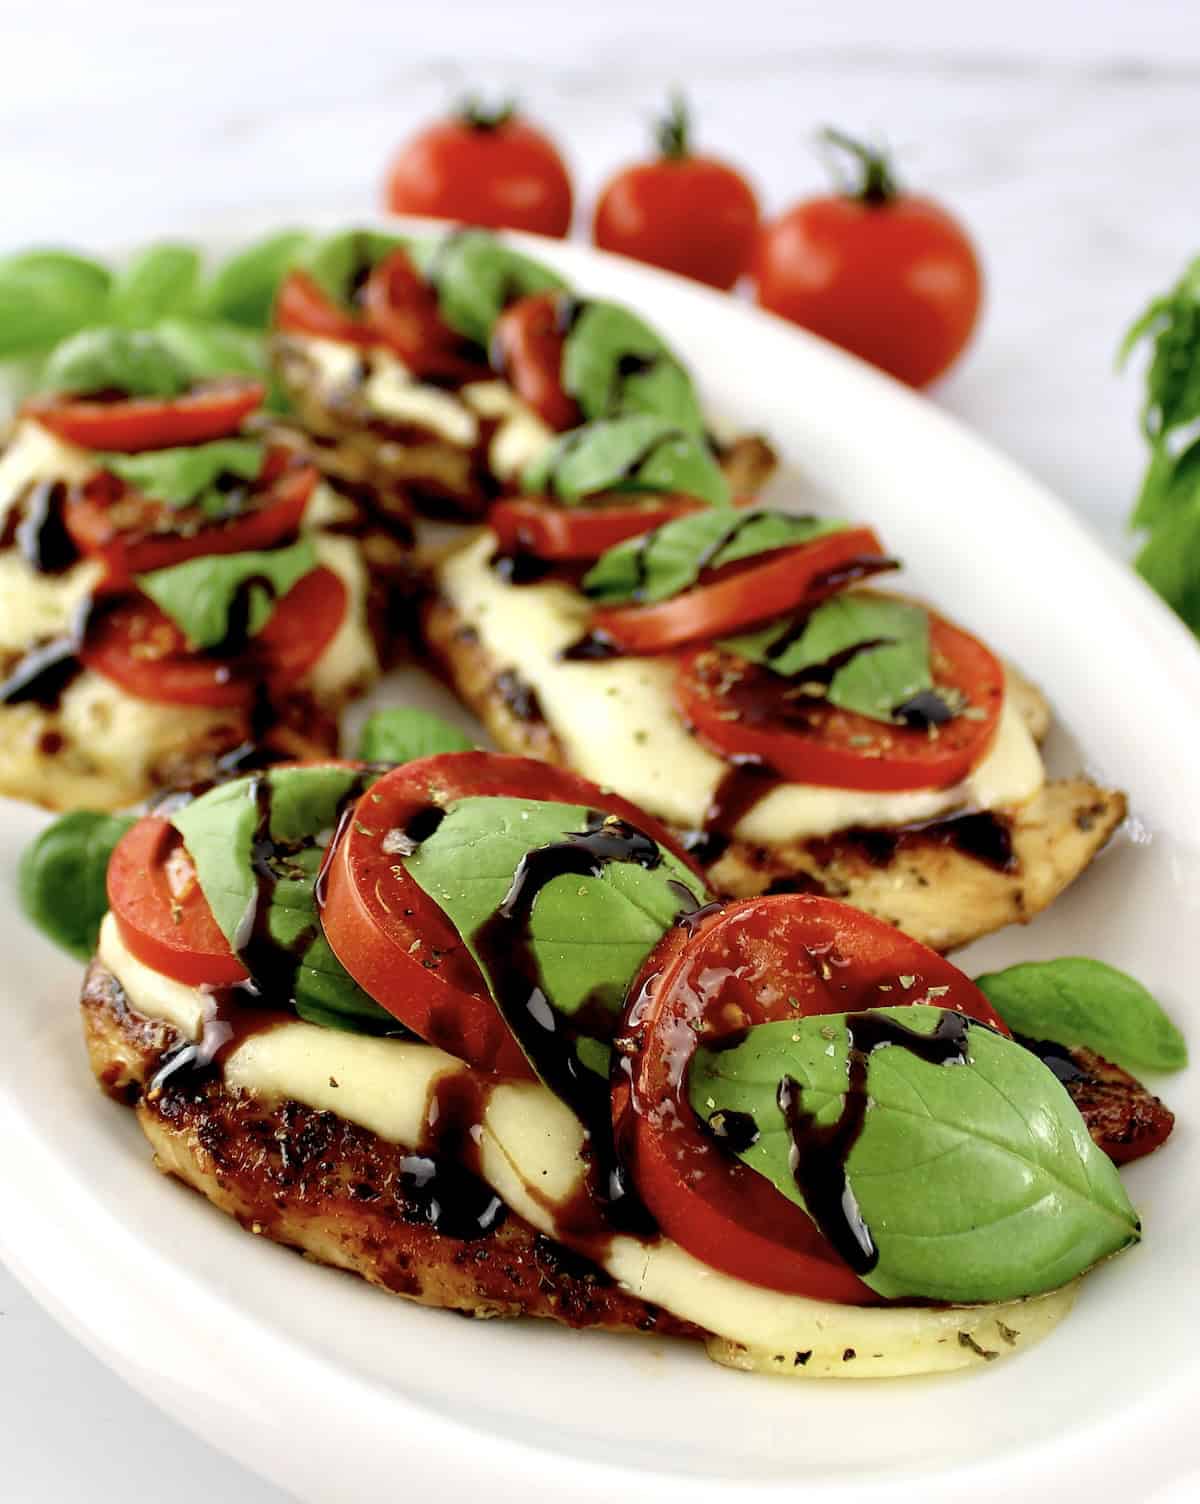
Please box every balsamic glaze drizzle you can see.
[400,1072,507,1240]
[16,481,77,574]
[0,595,93,707]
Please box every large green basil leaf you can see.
[357,707,474,764]
[172,767,393,1034]
[19,811,135,960]
[201,230,311,327]
[298,228,407,308]
[562,300,704,433]
[582,508,844,605]
[108,243,202,326]
[689,1006,1140,1304]
[522,413,730,507]
[135,535,316,650]
[412,231,566,346]
[98,439,265,511]
[402,796,705,1037]
[0,250,112,357]
[1135,496,1200,633]
[976,958,1187,1073]
[42,326,192,398]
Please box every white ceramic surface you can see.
[1,222,1198,1502]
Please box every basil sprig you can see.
[0,250,112,358]
[99,439,265,515]
[136,535,317,650]
[200,230,311,328]
[107,244,203,327]
[689,1006,1140,1304]
[411,231,567,347]
[19,811,135,960]
[582,508,845,606]
[522,413,730,507]
[562,300,705,434]
[357,707,475,764]
[43,326,194,399]
[977,959,1187,1073]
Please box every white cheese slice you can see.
[0,553,103,653]
[363,356,479,446]
[307,532,378,704]
[437,533,1045,842]
[0,420,94,531]
[461,380,554,481]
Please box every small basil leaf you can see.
[108,243,202,326]
[582,509,844,606]
[98,439,265,509]
[562,300,704,433]
[135,535,317,650]
[152,317,287,413]
[522,413,729,507]
[689,1006,1140,1304]
[1121,257,1200,441]
[298,229,406,309]
[1135,496,1200,634]
[18,811,134,960]
[413,232,567,346]
[202,230,311,327]
[41,326,191,398]
[976,958,1187,1073]
[0,250,112,357]
[357,707,474,764]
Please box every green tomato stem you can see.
[820,126,899,205]
[457,94,516,132]
[654,91,692,161]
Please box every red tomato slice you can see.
[275,269,375,346]
[590,526,893,655]
[490,496,705,562]
[108,815,248,986]
[80,565,347,708]
[489,292,580,430]
[361,248,487,381]
[23,380,265,454]
[677,611,1005,793]
[320,750,703,1077]
[66,458,316,590]
[613,893,1007,1300]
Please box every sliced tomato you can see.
[361,248,487,381]
[490,495,705,562]
[320,750,703,1077]
[66,458,316,590]
[613,893,1006,1301]
[80,564,347,708]
[23,379,265,453]
[677,611,1005,793]
[590,526,892,655]
[275,269,375,346]
[108,815,248,986]
[489,292,580,430]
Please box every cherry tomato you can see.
[590,525,891,655]
[490,496,704,562]
[752,129,982,388]
[676,610,1005,792]
[593,95,759,290]
[275,269,375,346]
[65,455,316,590]
[320,750,702,1076]
[361,247,489,381]
[80,565,347,708]
[108,816,248,986]
[23,380,265,454]
[613,893,1006,1299]
[384,99,573,238]
[489,293,580,430]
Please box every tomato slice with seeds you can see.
[489,292,580,430]
[490,495,705,562]
[320,750,703,1078]
[676,610,1005,793]
[613,893,1007,1301]
[361,248,487,382]
[590,525,892,655]
[275,269,375,347]
[80,565,347,708]
[23,379,265,453]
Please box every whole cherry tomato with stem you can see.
[592,94,760,290]
[383,97,573,238]
[752,128,983,388]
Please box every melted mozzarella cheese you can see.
[0,420,94,530]
[307,532,379,704]
[99,916,1077,1375]
[0,553,103,653]
[461,380,554,481]
[438,534,1045,842]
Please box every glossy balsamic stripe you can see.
[0,596,93,707]
[16,481,77,574]
[400,1072,507,1240]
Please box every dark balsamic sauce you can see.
[778,1009,971,1274]
[830,810,1017,874]
[0,596,92,708]
[560,629,620,662]
[681,757,783,866]
[495,668,544,724]
[16,481,77,574]
[705,1108,760,1153]
[490,549,556,586]
[1014,1033,1086,1086]
[400,1072,506,1240]
[148,987,291,1095]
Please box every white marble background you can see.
[2,1,1198,1497]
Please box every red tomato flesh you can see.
[489,293,580,430]
[490,496,705,562]
[24,380,265,453]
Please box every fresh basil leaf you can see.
[563,300,704,433]
[689,1006,1139,1304]
[582,509,844,606]
[402,796,704,1039]
[357,707,474,764]
[522,413,730,507]
[136,535,316,650]
[153,317,287,412]
[0,250,112,357]
[1121,258,1200,442]
[41,326,191,398]
[18,811,134,960]
[202,230,311,327]
[298,229,406,309]
[413,231,567,346]
[1135,494,1200,633]
[98,439,265,510]
[976,958,1187,1073]
[108,243,202,326]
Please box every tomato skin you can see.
[108,816,248,986]
[275,270,374,346]
[591,526,890,655]
[361,249,487,381]
[384,113,573,238]
[613,893,1006,1299]
[23,381,265,453]
[676,612,1005,793]
[489,293,580,430]
[490,496,703,562]
[321,750,703,1075]
[753,195,982,388]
